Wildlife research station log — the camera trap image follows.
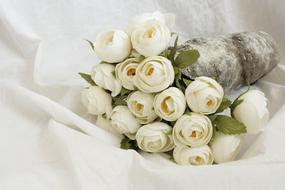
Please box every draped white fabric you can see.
[1,0,285,189]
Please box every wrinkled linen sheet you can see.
[1,0,285,189]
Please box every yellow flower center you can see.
[161,96,174,115]
[144,28,155,38]
[146,66,154,76]
[127,68,136,76]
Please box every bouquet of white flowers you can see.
[79,11,269,165]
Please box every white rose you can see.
[185,76,224,115]
[115,58,140,90]
[173,113,213,147]
[127,11,175,34]
[154,87,186,121]
[210,132,242,164]
[81,86,112,117]
[91,63,122,97]
[131,20,171,57]
[94,30,131,63]
[233,90,269,134]
[110,106,141,140]
[127,91,157,124]
[136,122,174,153]
[173,145,214,166]
[134,56,174,93]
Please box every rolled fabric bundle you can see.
[179,31,280,92]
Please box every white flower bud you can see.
[233,90,269,134]
[110,106,141,139]
[134,56,174,93]
[154,87,186,121]
[91,63,122,97]
[173,113,213,147]
[94,30,131,63]
[127,91,157,124]
[136,122,174,152]
[81,86,112,117]
[173,145,214,165]
[115,58,140,90]
[185,76,224,114]
[210,132,242,164]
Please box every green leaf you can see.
[174,78,182,89]
[120,87,131,96]
[112,95,127,107]
[169,35,179,62]
[120,136,138,150]
[173,67,180,75]
[230,87,250,114]
[159,49,169,58]
[184,108,192,115]
[175,69,182,80]
[208,115,218,122]
[78,72,96,86]
[137,55,145,62]
[212,115,247,135]
[216,98,232,113]
[174,68,182,88]
[174,77,185,91]
[85,39,95,51]
[175,49,200,69]
[182,78,192,86]
[230,99,243,113]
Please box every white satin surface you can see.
[0,0,285,189]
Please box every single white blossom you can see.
[185,76,224,114]
[127,91,157,124]
[91,63,122,97]
[134,56,174,93]
[136,122,174,152]
[173,113,213,147]
[210,132,242,164]
[110,106,141,139]
[81,86,112,117]
[173,145,214,166]
[115,58,140,90]
[233,90,269,134]
[154,87,186,121]
[94,30,131,63]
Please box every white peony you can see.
[210,132,242,164]
[173,145,214,166]
[173,113,213,147]
[91,63,122,97]
[153,87,186,121]
[134,56,174,93]
[233,90,269,134]
[110,106,141,140]
[94,30,131,63]
[136,122,174,153]
[185,76,224,115]
[115,58,140,90]
[81,86,112,117]
[127,91,157,124]
[127,11,175,34]
[131,20,171,57]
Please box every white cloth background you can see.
[0,0,285,189]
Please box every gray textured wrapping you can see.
[179,31,280,92]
